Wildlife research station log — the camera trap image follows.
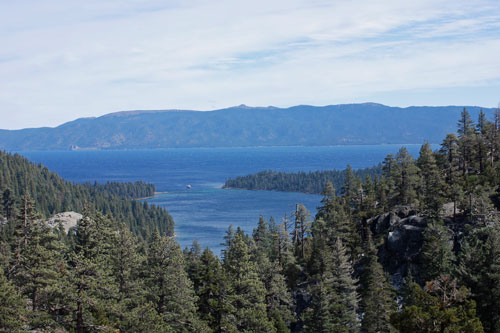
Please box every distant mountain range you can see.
[0,103,495,151]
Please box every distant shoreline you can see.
[136,191,167,200]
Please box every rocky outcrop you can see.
[46,211,82,233]
[367,207,427,286]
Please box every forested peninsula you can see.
[1,108,500,332]
[223,165,382,194]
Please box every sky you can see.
[1,0,500,129]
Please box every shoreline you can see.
[135,191,167,200]
[222,185,320,195]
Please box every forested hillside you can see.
[223,165,382,194]
[1,108,500,332]
[0,103,494,150]
[0,151,174,237]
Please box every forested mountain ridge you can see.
[0,103,495,150]
[0,151,174,237]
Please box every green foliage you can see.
[360,235,397,333]
[144,231,205,332]
[11,195,65,330]
[457,226,500,332]
[0,267,25,332]
[224,166,382,195]
[305,238,359,332]
[420,222,455,282]
[391,275,483,332]
[65,212,118,332]
[389,147,420,206]
[417,142,446,217]
[224,232,275,332]
[0,150,173,238]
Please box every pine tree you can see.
[193,247,232,332]
[111,223,152,331]
[306,238,359,332]
[420,222,455,282]
[276,216,300,288]
[1,188,16,222]
[342,164,361,208]
[305,282,335,333]
[256,251,294,331]
[0,267,25,332]
[389,147,420,207]
[438,133,462,218]
[184,239,202,289]
[457,226,500,332]
[292,204,310,260]
[253,215,271,257]
[223,232,275,332]
[144,231,205,332]
[457,108,476,176]
[391,275,483,332]
[417,142,445,218]
[66,212,118,333]
[10,195,65,330]
[360,234,396,333]
[360,174,377,215]
[475,110,490,173]
[316,187,360,261]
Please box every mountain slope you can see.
[0,103,494,151]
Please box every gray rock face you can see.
[46,211,82,233]
[367,206,427,282]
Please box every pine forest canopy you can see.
[0,151,174,237]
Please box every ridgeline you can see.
[0,103,495,150]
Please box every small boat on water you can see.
[186,184,191,189]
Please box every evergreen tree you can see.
[391,275,483,332]
[457,108,476,176]
[111,223,153,332]
[292,204,310,260]
[389,147,420,207]
[256,252,294,331]
[438,133,462,218]
[144,231,204,332]
[475,110,490,173]
[0,267,25,332]
[420,222,455,282]
[342,164,363,208]
[305,282,335,333]
[65,212,118,333]
[316,188,361,261]
[457,226,500,332]
[1,188,16,222]
[417,142,445,218]
[223,232,275,332]
[360,234,396,333]
[253,215,271,257]
[360,174,377,216]
[194,248,232,332]
[306,238,359,332]
[11,197,65,329]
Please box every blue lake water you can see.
[19,145,431,253]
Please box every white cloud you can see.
[0,0,500,129]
